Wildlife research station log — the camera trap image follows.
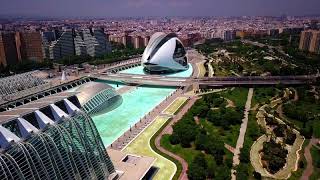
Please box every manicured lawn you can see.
[200,119,240,147]
[197,62,207,77]
[310,146,320,180]
[212,64,232,76]
[282,86,320,138]
[161,135,201,165]
[219,88,249,108]
[163,97,188,115]
[311,121,320,138]
[251,87,279,107]
[123,116,176,180]
[159,88,249,179]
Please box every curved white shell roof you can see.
[141,32,188,72]
[76,82,115,105]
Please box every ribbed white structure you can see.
[0,96,115,180]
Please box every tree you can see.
[215,166,231,180]
[223,109,242,125]
[195,133,208,150]
[261,140,288,174]
[191,99,210,118]
[273,124,287,137]
[285,130,296,145]
[301,127,313,139]
[188,154,208,180]
[206,136,225,165]
[169,133,180,145]
[206,155,216,178]
[207,110,221,125]
[236,164,249,180]
[247,120,261,140]
[239,146,250,163]
[171,117,199,147]
[253,171,262,180]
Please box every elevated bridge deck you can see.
[95,73,318,87]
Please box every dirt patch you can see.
[226,98,236,108]
[293,88,299,102]
[194,116,200,125]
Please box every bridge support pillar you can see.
[193,83,199,93]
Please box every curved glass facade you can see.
[0,98,115,180]
[82,88,122,116]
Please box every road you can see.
[231,88,254,180]
[301,137,320,180]
[95,73,318,87]
[155,96,199,180]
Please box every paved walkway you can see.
[208,60,214,77]
[155,96,199,180]
[301,139,314,180]
[231,88,254,180]
[225,143,236,154]
[301,137,320,180]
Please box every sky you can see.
[0,0,319,18]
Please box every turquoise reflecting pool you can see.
[120,63,193,77]
[93,86,175,146]
[92,65,193,147]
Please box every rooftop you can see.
[107,149,155,180]
[0,91,78,124]
[76,81,115,105]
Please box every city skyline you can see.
[1,0,320,18]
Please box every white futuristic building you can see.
[141,32,188,73]
[76,82,122,116]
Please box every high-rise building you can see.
[0,95,115,179]
[299,30,320,54]
[47,29,111,60]
[310,20,319,30]
[49,30,75,60]
[133,36,144,49]
[121,34,133,48]
[74,32,87,56]
[42,31,57,42]
[268,29,280,37]
[142,36,150,47]
[309,31,320,54]
[17,32,44,62]
[0,32,19,67]
[83,28,111,57]
[223,30,236,41]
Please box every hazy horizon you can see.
[1,0,320,18]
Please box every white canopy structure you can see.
[141,32,188,73]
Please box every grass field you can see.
[197,61,207,77]
[162,97,188,115]
[251,87,279,107]
[310,146,320,180]
[123,116,176,180]
[219,87,249,107]
[161,134,201,165]
[200,119,240,147]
